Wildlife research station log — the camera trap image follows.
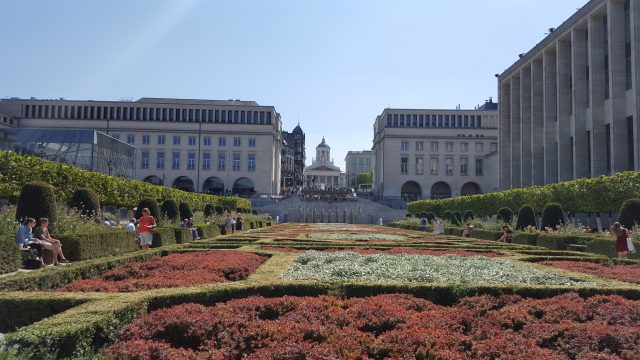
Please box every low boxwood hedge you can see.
[151,228,177,248]
[585,237,640,259]
[196,224,220,239]
[57,231,138,261]
[0,293,91,333]
[0,235,22,275]
[470,229,502,241]
[173,227,192,244]
[513,233,539,246]
[536,233,594,250]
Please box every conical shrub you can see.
[179,202,193,220]
[497,207,513,224]
[540,203,565,229]
[68,187,100,217]
[135,198,160,219]
[204,204,215,218]
[515,205,537,230]
[618,199,640,229]
[463,210,474,222]
[161,199,180,221]
[16,182,57,228]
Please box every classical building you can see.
[281,124,305,187]
[0,97,283,195]
[344,150,373,187]
[303,137,343,190]
[498,0,640,189]
[372,100,499,200]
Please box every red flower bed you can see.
[57,251,267,292]
[541,260,640,284]
[261,246,501,257]
[104,293,640,359]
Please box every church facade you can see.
[303,137,343,189]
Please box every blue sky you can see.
[1,0,586,169]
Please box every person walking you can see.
[236,214,243,232]
[137,208,156,251]
[611,222,629,259]
[224,214,232,235]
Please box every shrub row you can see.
[511,232,640,259]
[58,231,138,261]
[7,281,640,359]
[407,170,640,216]
[0,150,250,210]
[0,235,21,275]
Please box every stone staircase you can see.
[253,197,407,224]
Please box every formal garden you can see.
[2,153,640,359]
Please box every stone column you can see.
[500,80,512,189]
[589,13,608,177]
[531,58,546,185]
[520,67,533,187]
[510,75,522,188]
[572,27,590,179]
[543,48,559,183]
[557,37,573,181]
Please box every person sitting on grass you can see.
[33,217,70,265]
[137,208,156,251]
[498,225,514,243]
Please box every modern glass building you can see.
[0,128,135,178]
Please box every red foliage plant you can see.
[540,260,640,284]
[57,250,267,292]
[260,246,501,257]
[104,293,640,359]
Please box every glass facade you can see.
[0,128,135,178]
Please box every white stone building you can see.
[303,137,343,190]
[0,97,283,195]
[499,0,640,189]
[372,101,499,200]
[344,150,373,188]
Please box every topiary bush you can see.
[135,198,160,219]
[618,199,640,229]
[452,211,462,226]
[236,207,244,214]
[215,206,224,216]
[204,204,215,218]
[426,212,436,223]
[15,182,57,227]
[463,210,474,222]
[516,205,537,230]
[497,207,513,224]
[442,210,453,222]
[161,199,180,221]
[179,202,193,220]
[67,188,100,217]
[251,210,258,215]
[540,203,565,229]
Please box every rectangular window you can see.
[430,141,438,152]
[233,137,241,147]
[188,136,197,146]
[142,135,150,145]
[173,136,181,145]
[400,157,408,174]
[460,158,468,175]
[419,115,424,127]
[203,153,211,170]
[416,141,424,151]
[248,138,256,147]
[158,135,165,145]
[475,142,483,152]
[157,151,165,169]
[219,137,226,147]
[445,158,453,175]
[127,134,135,144]
[446,142,454,152]
[430,158,438,175]
[490,142,498,152]
[172,152,180,170]
[393,114,398,127]
[218,153,226,171]
[412,114,418,127]
[475,158,484,176]
[233,153,241,171]
[438,115,443,127]
[460,142,468,152]
[444,115,450,127]
[141,151,149,169]
[386,114,392,127]
[187,152,196,170]
[401,141,409,151]
[415,157,424,175]
[248,154,256,172]
[204,136,211,146]
[399,114,405,127]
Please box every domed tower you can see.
[316,137,330,163]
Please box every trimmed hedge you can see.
[174,227,192,244]
[513,233,539,246]
[535,233,593,251]
[15,181,57,226]
[196,224,221,239]
[540,203,565,229]
[0,150,250,211]
[68,188,100,217]
[497,207,513,224]
[0,294,90,333]
[151,228,177,248]
[585,237,640,259]
[135,198,160,219]
[179,202,193,220]
[407,171,640,216]
[469,229,502,241]
[57,231,138,261]
[0,235,22,275]
[160,199,179,221]
[618,199,640,229]
[516,205,537,230]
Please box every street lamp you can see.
[107,160,113,176]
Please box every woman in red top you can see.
[610,222,629,259]
[137,208,156,251]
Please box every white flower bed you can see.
[306,233,406,241]
[283,251,586,286]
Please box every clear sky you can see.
[1,0,586,169]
